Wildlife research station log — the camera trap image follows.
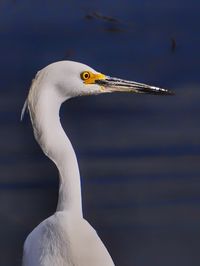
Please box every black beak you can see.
[95,76,174,95]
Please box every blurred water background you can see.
[1,0,200,265]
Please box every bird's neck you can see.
[29,88,83,216]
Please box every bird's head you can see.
[21,60,174,121]
[37,60,174,100]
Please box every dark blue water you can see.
[0,1,200,265]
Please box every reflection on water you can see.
[0,1,200,265]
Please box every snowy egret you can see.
[21,61,172,266]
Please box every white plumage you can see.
[22,61,172,266]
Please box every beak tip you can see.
[139,87,175,96]
[164,89,175,96]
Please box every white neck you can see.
[28,87,83,216]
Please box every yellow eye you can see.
[80,71,91,80]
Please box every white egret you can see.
[21,61,172,266]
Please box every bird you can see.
[21,61,173,266]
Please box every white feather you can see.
[22,61,115,266]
